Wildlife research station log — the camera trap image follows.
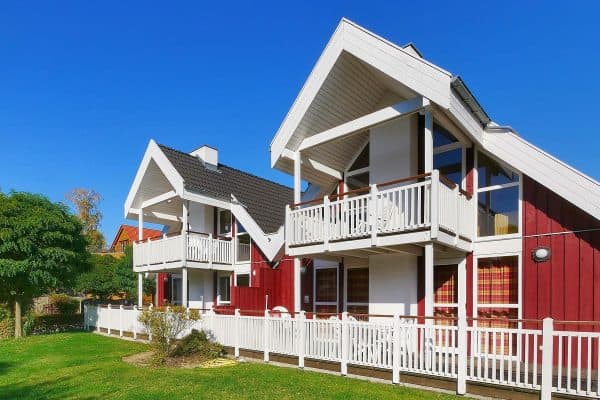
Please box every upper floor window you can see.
[345,143,369,190]
[119,239,130,252]
[477,152,520,237]
[433,124,463,186]
[218,209,232,236]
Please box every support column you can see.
[137,272,143,306]
[181,267,188,308]
[423,110,433,173]
[424,243,434,323]
[456,256,467,395]
[293,151,302,312]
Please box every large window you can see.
[433,124,463,186]
[477,152,520,237]
[476,256,519,355]
[345,143,370,191]
[346,267,369,315]
[218,274,231,303]
[314,267,338,313]
[434,264,458,326]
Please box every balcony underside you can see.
[287,228,472,258]
[133,259,237,273]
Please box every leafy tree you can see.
[75,246,155,301]
[0,191,88,337]
[66,188,106,252]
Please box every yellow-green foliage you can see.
[49,294,79,315]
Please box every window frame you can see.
[217,209,232,237]
[433,123,466,189]
[313,264,339,313]
[344,142,370,192]
[217,273,231,305]
[343,265,369,314]
[474,149,522,240]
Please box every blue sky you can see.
[1,1,599,242]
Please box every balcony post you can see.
[424,243,434,324]
[370,184,378,245]
[430,170,439,239]
[137,272,143,307]
[423,109,433,173]
[182,266,188,308]
[323,196,330,248]
[208,233,213,267]
[285,205,291,252]
[293,151,302,313]
[182,200,189,263]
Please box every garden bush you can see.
[0,318,15,339]
[138,306,201,365]
[172,329,223,359]
[31,314,84,335]
[49,294,79,315]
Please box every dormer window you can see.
[345,143,370,190]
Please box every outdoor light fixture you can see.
[532,246,551,262]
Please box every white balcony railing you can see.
[133,232,233,268]
[286,170,474,249]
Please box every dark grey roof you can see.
[158,144,293,234]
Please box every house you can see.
[269,18,600,331]
[124,142,295,311]
[109,224,163,254]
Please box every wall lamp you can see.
[532,246,551,262]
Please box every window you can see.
[433,264,458,326]
[477,152,520,237]
[119,239,130,252]
[218,275,231,303]
[236,233,251,263]
[433,124,464,186]
[345,143,370,191]
[218,209,232,236]
[314,267,337,313]
[346,268,369,315]
[476,256,519,355]
[236,274,250,287]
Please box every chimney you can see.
[190,145,218,169]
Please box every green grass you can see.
[0,332,459,399]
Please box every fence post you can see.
[234,309,241,358]
[119,305,124,337]
[264,309,270,362]
[393,313,401,384]
[341,312,349,376]
[107,304,112,335]
[133,305,138,340]
[96,305,101,333]
[298,311,306,369]
[456,316,467,394]
[83,304,88,330]
[148,304,153,341]
[540,317,554,400]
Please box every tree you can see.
[0,191,88,337]
[66,188,106,252]
[75,246,155,301]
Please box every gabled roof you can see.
[110,225,163,250]
[270,18,600,219]
[158,144,293,234]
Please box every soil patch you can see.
[122,351,237,369]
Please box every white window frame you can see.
[217,272,231,305]
[343,265,369,314]
[217,209,232,237]
[432,260,460,314]
[472,252,523,359]
[474,149,522,241]
[433,122,466,190]
[313,264,339,313]
[235,232,251,264]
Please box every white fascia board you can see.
[140,190,178,209]
[269,18,453,168]
[483,129,600,219]
[281,149,342,180]
[447,91,485,145]
[124,139,185,217]
[182,191,231,210]
[230,198,283,261]
[128,208,182,223]
[299,96,428,151]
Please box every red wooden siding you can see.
[522,175,600,327]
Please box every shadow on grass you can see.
[0,363,10,375]
[0,370,104,400]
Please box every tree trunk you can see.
[14,299,22,338]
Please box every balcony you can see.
[285,170,474,256]
[133,231,235,271]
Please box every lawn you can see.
[0,332,459,399]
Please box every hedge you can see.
[0,314,84,338]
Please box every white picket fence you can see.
[84,305,600,399]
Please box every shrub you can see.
[32,314,83,335]
[172,329,223,359]
[49,294,79,315]
[0,318,14,339]
[138,306,200,365]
